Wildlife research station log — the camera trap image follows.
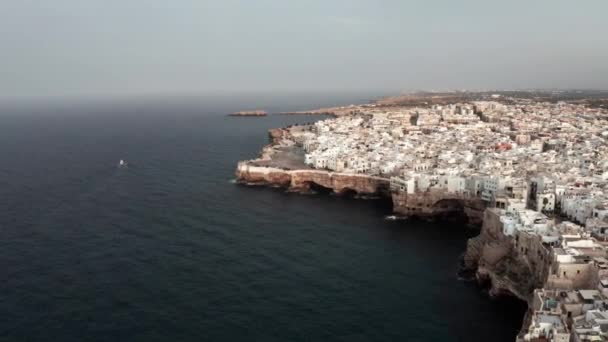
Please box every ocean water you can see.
[0,95,525,341]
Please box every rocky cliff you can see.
[236,162,489,224]
[237,161,543,304]
[392,191,485,224]
[235,163,390,196]
[236,160,542,339]
[462,209,550,302]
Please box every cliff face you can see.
[237,163,487,224]
[462,210,550,302]
[390,191,541,301]
[392,192,485,224]
[289,171,389,195]
[235,163,389,196]
[236,164,292,187]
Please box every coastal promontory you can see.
[235,90,608,341]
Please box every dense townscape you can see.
[271,97,608,341]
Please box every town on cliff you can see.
[235,90,608,341]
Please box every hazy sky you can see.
[2,0,607,99]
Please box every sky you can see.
[1,0,608,100]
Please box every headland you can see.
[235,90,608,341]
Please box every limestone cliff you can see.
[289,171,389,195]
[235,164,292,188]
[392,191,485,224]
[237,163,487,224]
[236,160,544,305]
[462,209,551,302]
[236,161,540,338]
[235,163,390,196]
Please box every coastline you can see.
[234,88,608,339]
[235,161,533,338]
[235,124,534,288]
[233,118,567,340]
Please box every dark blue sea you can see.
[0,94,525,341]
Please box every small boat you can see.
[118,159,128,167]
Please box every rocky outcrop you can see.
[268,128,287,145]
[392,191,485,224]
[235,162,389,196]
[462,209,550,302]
[235,164,292,187]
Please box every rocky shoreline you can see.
[235,159,534,297]
[235,125,540,340]
[234,90,608,340]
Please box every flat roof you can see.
[579,290,602,301]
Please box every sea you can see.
[0,93,526,341]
